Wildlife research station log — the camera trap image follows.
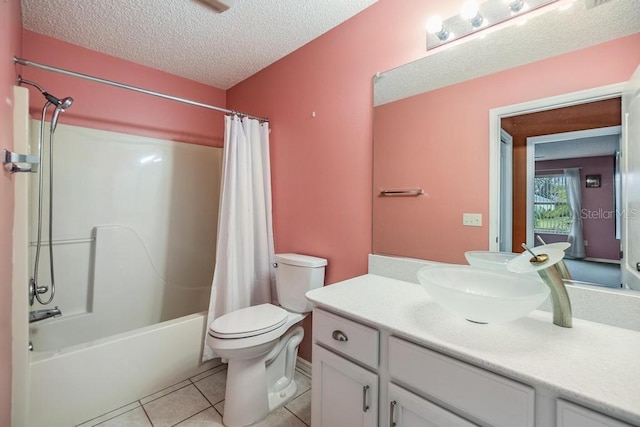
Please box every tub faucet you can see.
[29,306,62,323]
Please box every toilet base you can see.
[268,377,298,412]
[222,326,304,427]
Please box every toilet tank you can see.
[275,253,327,313]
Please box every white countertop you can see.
[306,274,640,425]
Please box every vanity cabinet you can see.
[556,400,633,427]
[311,309,379,427]
[311,306,636,427]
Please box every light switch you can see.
[463,213,482,227]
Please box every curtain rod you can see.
[14,57,269,122]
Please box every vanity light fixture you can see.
[426,0,559,50]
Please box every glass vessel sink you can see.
[464,251,517,270]
[417,265,550,324]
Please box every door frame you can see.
[525,125,622,247]
[489,82,625,252]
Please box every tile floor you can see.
[76,365,311,427]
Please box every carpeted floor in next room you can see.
[563,258,621,288]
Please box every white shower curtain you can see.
[203,115,275,360]
[564,168,586,259]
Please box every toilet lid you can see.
[209,303,288,339]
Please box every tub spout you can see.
[29,306,62,323]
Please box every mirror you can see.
[372,1,640,285]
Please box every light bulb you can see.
[426,15,450,41]
[460,1,479,20]
[426,16,443,34]
[461,0,484,28]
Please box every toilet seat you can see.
[209,303,288,339]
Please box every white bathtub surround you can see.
[27,121,223,338]
[75,365,312,427]
[205,115,275,360]
[306,274,640,425]
[369,254,640,332]
[15,122,224,426]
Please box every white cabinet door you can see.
[557,400,633,427]
[388,383,477,427]
[312,344,378,427]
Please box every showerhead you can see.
[59,97,73,109]
[18,76,73,109]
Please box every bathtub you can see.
[28,312,218,427]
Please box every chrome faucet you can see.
[29,306,62,323]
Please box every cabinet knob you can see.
[332,330,348,342]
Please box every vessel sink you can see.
[464,251,518,270]
[417,265,550,324]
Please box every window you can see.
[533,175,571,234]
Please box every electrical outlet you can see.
[463,213,482,227]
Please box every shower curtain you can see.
[564,168,586,259]
[203,115,275,360]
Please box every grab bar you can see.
[379,189,424,197]
[2,149,39,173]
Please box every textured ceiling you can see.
[21,0,378,89]
[536,134,620,160]
[374,0,640,106]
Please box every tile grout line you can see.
[140,381,194,406]
[140,403,154,427]
[192,375,224,407]
[286,406,311,427]
[168,406,213,427]
[74,401,142,427]
[189,363,228,384]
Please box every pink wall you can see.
[373,34,640,263]
[536,156,619,260]
[227,1,639,359]
[226,0,437,283]
[226,0,443,360]
[0,0,22,422]
[21,31,226,147]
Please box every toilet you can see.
[206,253,327,427]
